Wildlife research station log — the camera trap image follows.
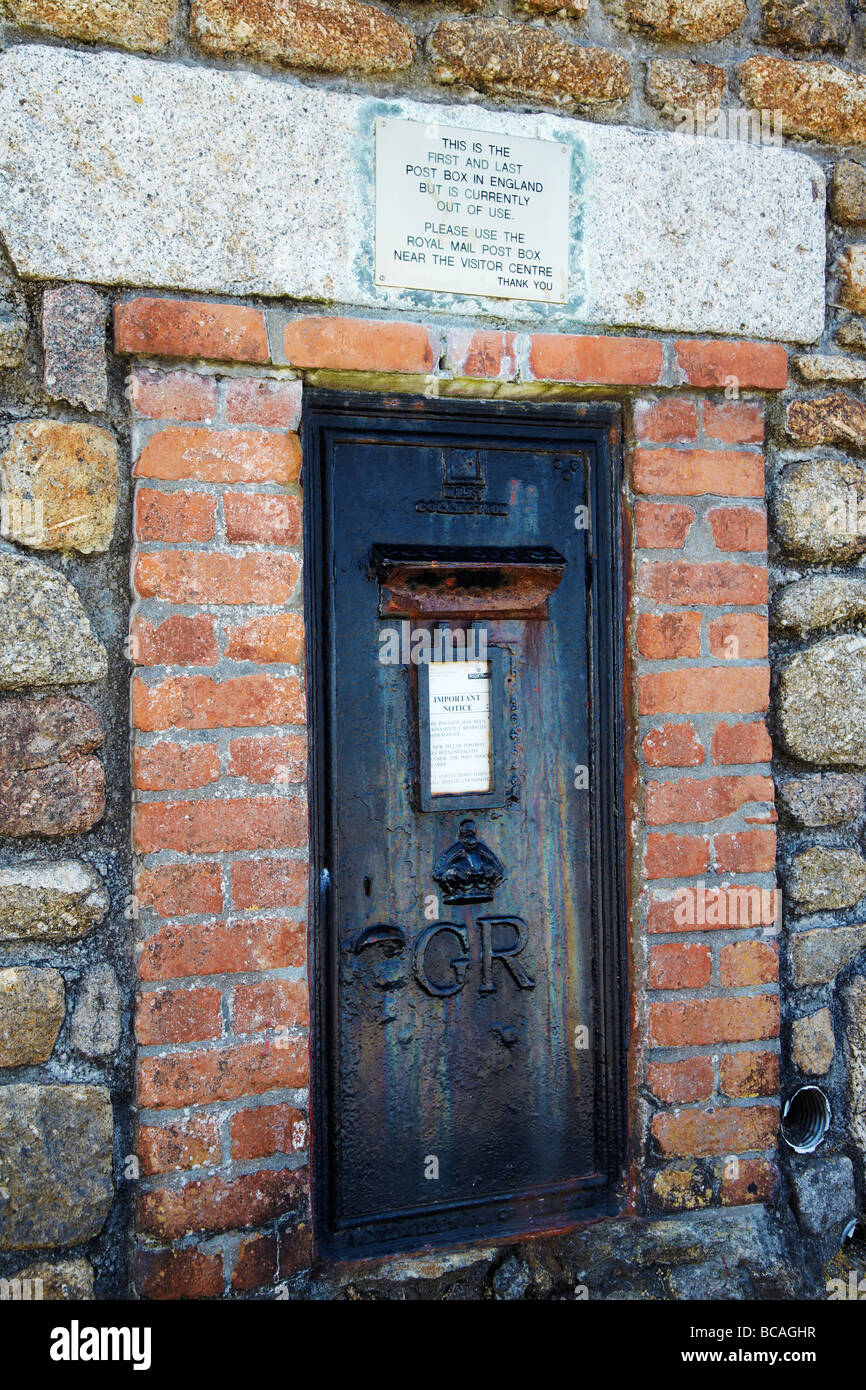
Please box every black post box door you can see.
[303,392,625,1258]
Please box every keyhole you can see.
[363,877,372,897]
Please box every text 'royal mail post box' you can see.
[303,393,626,1257]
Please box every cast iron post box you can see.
[303,392,626,1257]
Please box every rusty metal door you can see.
[303,392,626,1258]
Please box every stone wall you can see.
[1,0,865,134]
[770,200,866,1251]
[0,267,133,1299]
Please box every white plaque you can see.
[428,661,492,797]
[376,116,569,304]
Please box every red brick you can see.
[639,560,767,606]
[720,940,778,987]
[529,334,663,385]
[225,378,302,428]
[135,987,223,1045]
[225,614,304,665]
[652,1105,779,1158]
[647,1057,713,1104]
[138,1115,222,1175]
[135,490,217,544]
[135,428,299,484]
[135,864,223,919]
[132,674,304,731]
[702,400,764,444]
[708,505,767,553]
[636,612,701,659]
[138,1041,308,1110]
[223,492,301,545]
[720,1157,780,1206]
[230,1103,308,1161]
[648,941,712,989]
[279,1224,313,1277]
[644,774,774,825]
[647,884,779,932]
[134,796,307,855]
[135,1247,224,1300]
[131,367,217,422]
[639,667,769,716]
[633,448,764,498]
[720,1050,780,1098]
[714,828,776,872]
[234,979,309,1034]
[649,1166,714,1213]
[131,614,219,668]
[231,859,308,911]
[642,723,705,768]
[646,892,692,933]
[708,613,768,660]
[228,735,306,784]
[634,398,699,442]
[116,297,269,363]
[675,340,787,390]
[138,916,305,980]
[233,1234,278,1292]
[445,329,517,379]
[711,720,772,765]
[135,551,299,606]
[650,995,780,1047]
[133,741,221,791]
[634,501,695,549]
[283,317,435,373]
[645,833,710,879]
[137,1167,307,1239]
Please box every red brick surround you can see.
[120,297,784,1296]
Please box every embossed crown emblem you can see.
[432,820,505,905]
